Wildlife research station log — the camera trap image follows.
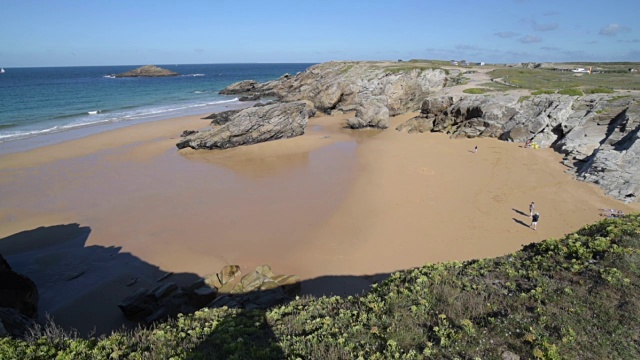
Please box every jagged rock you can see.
[347,98,390,129]
[152,283,178,299]
[396,93,640,202]
[115,65,179,78]
[118,288,155,320]
[218,265,241,285]
[189,287,218,308]
[218,62,447,123]
[219,80,258,95]
[0,308,36,339]
[239,94,261,101]
[176,101,312,150]
[202,109,242,126]
[0,255,38,318]
[180,130,198,137]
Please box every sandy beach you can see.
[1,110,638,335]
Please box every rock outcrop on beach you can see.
[0,254,38,338]
[202,108,243,125]
[118,265,300,324]
[115,65,179,77]
[219,62,447,129]
[177,101,314,150]
[398,93,640,202]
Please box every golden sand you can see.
[1,111,638,334]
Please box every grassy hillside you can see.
[2,214,639,359]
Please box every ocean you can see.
[0,63,314,152]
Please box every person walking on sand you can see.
[474,145,478,153]
[529,202,535,218]
[531,212,540,230]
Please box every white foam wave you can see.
[87,110,101,115]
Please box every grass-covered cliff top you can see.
[2,214,640,359]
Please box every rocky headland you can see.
[115,65,179,78]
[196,61,639,203]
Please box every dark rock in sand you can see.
[180,130,198,137]
[115,65,179,78]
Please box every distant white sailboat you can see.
[0,68,5,74]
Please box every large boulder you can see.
[176,101,313,150]
[115,65,179,77]
[347,97,390,129]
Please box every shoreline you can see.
[1,109,639,335]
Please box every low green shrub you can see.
[585,87,615,94]
[463,88,489,94]
[558,88,583,96]
[531,89,556,95]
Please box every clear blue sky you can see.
[1,0,638,67]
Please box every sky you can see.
[1,0,639,67]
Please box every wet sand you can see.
[1,110,638,335]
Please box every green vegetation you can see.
[584,87,615,94]
[2,215,640,359]
[531,89,556,95]
[489,66,640,91]
[558,88,584,96]
[463,88,490,94]
[518,95,531,103]
[383,65,449,76]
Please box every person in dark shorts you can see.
[529,202,535,218]
[531,212,540,230]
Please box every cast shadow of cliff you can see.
[1,224,393,357]
[0,223,202,337]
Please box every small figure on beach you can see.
[529,202,535,218]
[474,145,478,153]
[531,212,540,230]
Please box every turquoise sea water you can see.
[0,63,313,150]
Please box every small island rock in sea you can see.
[115,65,179,77]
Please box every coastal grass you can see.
[463,88,490,94]
[558,88,584,96]
[489,67,640,91]
[2,214,640,359]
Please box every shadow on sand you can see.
[512,208,528,217]
[1,224,393,356]
[512,218,531,229]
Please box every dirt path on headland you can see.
[1,111,638,335]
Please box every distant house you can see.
[450,60,459,65]
[572,68,589,73]
[477,62,485,66]
[630,68,638,73]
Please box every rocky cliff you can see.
[220,62,447,129]
[215,61,638,202]
[398,93,640,202]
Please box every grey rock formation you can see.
[219,80,258,95]
[115,65,179,77]
[219,62,447,129]
[176,101,313,150]
[347,97,390,129]
[119,264,301,324]
[397,93,640,202]
[202,109,242,126]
